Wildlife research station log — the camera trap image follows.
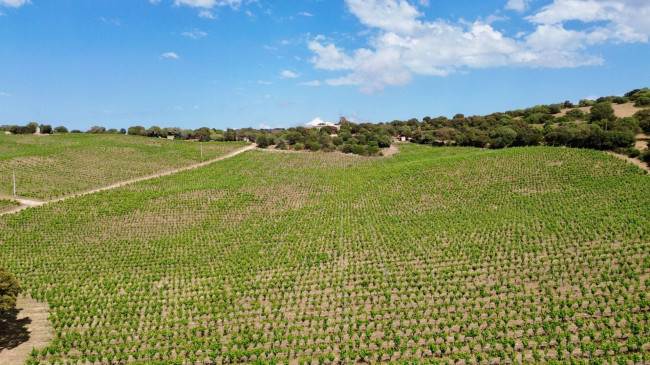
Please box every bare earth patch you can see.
[606,151,650,173]
[556,102,647,118]
[0,296,53,365]
[636,134,649,151]
[382,144,401,157]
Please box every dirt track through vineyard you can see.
[0,144,256,217]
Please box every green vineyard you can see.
[1,144,649,364]
[0,133,246,199]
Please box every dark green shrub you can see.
[0,265,21,314]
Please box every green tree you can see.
[54,126,69,133]
[224,128,237,141]
[194,127,211,142]
[490,127,517,149]
[128,126,146,136]
[39,124,53,134]
[566,109,585,120]
[636,96,650,107]
[87,126,106,134]
[634,109,650,134]
[0,265,21,314]
[25,122,38,134]
[256,134,270,148]
[589,102,616,122]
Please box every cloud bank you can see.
[308,0,650,93]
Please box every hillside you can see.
[0,133,247,200]
[2,144,649,364]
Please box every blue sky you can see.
[0,0,649,131]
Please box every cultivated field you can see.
[1,144,649,364]
[0,199,20,214]
[0,133,247,199]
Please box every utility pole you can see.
[13,171,16,198]
[200,142,203,160]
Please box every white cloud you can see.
[346,0,421,34]
[182,29,207,39]
[161,52,180,59]
[258,80,272,85]
[306,117,328,126]
[149,0,162,4]
[0,0,29,7]
[299,80,322,86]
[299,11,313,17]
[174,0,243,9]
[281,70,300,78]
[505,0,532,12]
[0,92,11,97]
[307,0,650,93]
[198,10,216,19]
[100,17,121,26]
[527,0,650,42]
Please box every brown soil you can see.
[636,134,649,151]
[556,102,646,118]
[382,144,401,157]
[0,296,53,365]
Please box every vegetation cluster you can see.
[4,88,648,160]
[1,145,649,364]
[0,133,246,199]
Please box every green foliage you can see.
[1,145,648,363]
[127,126,146,136]
[545,124,634,149]
[0,265,21,313]
[589,102,616,122]
[39,124,53,134]
[0,199,20,213]
[634,109,650,134]
[0,133,247,198]
[579,99,596,107]
[640,150,650,165]
[256,134,270,148]
[566,108,585,120]
[275,139,287,150]
[490,126,517,149]
[634,96,650,107]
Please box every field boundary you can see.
[606,151,649,173]
[0,144,255,217]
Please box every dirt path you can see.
[382,144,401,157]
[0,296,53,365]
[0,144,255,217]
[606,151,650,173]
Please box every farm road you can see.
[0,144,256,217]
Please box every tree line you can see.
[3,88,649,161]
